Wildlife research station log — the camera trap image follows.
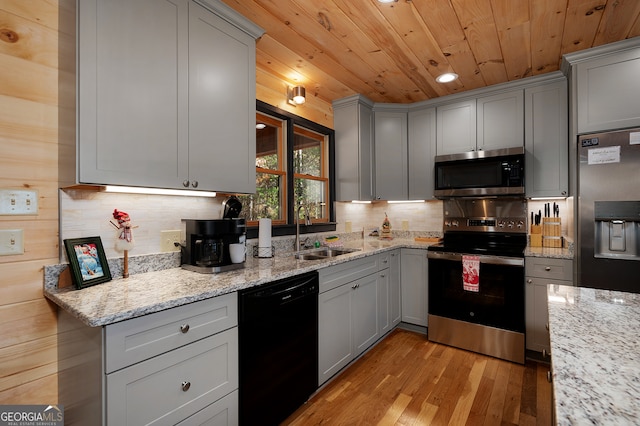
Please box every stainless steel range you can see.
[427,198,527,364]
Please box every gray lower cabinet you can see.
[525,257,573,354]
[74,0,262,193]
[58,293,238,425]
[400,248,429,327]
[319,253,399,385]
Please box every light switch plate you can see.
[0,189,38,215]
[160,230,181,252]
[0,229,24,255]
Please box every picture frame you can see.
[63,236,112,289]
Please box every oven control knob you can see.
[469,311,475,317]
[452,220,459,227]
[507,220,515,228]
[444,220,451,227]
[497,220,505,228]
[517,220,525,229]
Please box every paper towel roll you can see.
[258,218,272,248]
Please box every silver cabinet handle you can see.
[180,324,190,333]
[181,381,191,392]
[547,371,552,383]
[545,266,551,271]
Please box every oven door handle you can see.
[427,251,524,267]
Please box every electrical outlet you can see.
[0,229,24,255]
[160,230,181,252]
[0,189,38,215]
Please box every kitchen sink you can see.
[294,247,360,260]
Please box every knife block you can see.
[530,224,542,247]
[542,218,562,248]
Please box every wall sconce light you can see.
[287,86,306,105]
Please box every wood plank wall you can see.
[0,1,333,405]
[0,1,60,404]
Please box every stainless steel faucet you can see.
[296,204,311,252]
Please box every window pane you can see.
[238,173,282,221]
[293,131,322,177]
[295,178,326,219]
[257,114,282,171]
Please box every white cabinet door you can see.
[575,48,640,133]
[318,283,353,385]
[78,0,190,188]
[352,274,380,357]
[188,1,256,193]
[333,95,374,201]
[374,109,408,200]
[436,100,476,155]
[408,106,436,200]
[525,79,569,198]
[401,248,429,326]
[477,90,524,151]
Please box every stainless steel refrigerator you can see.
[578,127,640,293]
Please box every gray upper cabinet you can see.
[407,106,436,200]
[525,77,568,198]
[436,99,476,155]
[564,38,640,134]
[373,105,409,200]
[333,95,374,201]
[77,0,263,193]
[477,90,524,151]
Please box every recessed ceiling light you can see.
[436,73,458,83]
[377,0,397,3]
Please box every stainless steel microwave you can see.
[434,147,525,198]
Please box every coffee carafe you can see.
[182,218,246,273]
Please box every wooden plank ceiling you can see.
[221,0,640,104]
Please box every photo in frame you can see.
[63,237,112,289]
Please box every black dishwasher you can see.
[238,271,319,426]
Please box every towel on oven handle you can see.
[462,255,480,292]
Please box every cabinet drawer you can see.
[525,257,573,282]
[177,389,238,426]
[106,327,238,426]
[105,293,237,373]
[319,255,379,293]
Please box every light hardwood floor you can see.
[283,328,552,426]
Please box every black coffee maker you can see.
[181,218,246,273]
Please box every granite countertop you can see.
[44,238,433,327]
[547,285,640,424]
[524,245,574,260]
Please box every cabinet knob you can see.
[191,180,199,188]
[561,191,567,196]
[543,349,550,358]
[546,371,552,383]
[180,324,190,333]
[352,284,360,289]
[383,260,388,264]
[546,323,549,331]
[181,381,191,392]
[380,273,386,277]
[183,180,190,188]
[527,279,533,284]
[545,266,551,271]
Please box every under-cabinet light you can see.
[104,186,217,197]
[388,200,426,204]
[351,200,372,204]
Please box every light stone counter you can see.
[547,284,640,425]
[524,246,573,260]
[44,238,434,327]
